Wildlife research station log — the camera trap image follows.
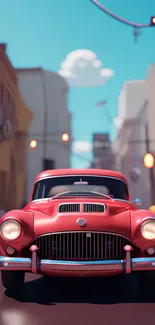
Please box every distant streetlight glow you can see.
[149,205,155,213]
[151,16,155,25]
[30,140,37,149]
[143,153,155,168]
[62,133,69,142]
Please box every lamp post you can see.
[29,139,37,149]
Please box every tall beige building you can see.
[114,80,146,132]
[16,68,72,201]
[113,114,150,208]
[113,65,155,208]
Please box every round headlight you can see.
[141,220,155,240]
[1,220,21,240]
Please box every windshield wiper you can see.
[90,191,114,201]
[49,191,71,200]
[49,190,114,200]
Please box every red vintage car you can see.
[0,168,155,291]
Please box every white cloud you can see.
[72,141,92,153]
[58,49,114,88]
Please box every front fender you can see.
[0,210,34,254]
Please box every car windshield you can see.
[32,175,129,201]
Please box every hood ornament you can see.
[77,218,86,227]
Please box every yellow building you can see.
[0,44,33,211]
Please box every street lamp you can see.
[143,153,155,168]
[149,205,155,213]
[62,133,69,142]
[150,16,155,26]
[29,139,37,149]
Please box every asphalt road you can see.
[0,273,155,325]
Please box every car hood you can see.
[25,199,136,238]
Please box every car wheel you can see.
[1,270,25,290]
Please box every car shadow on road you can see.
[5,273,155,305]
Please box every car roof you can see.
[35,169,128,184]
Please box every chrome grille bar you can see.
[58,203,80,213]
[33,232,137,261]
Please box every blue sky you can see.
[1,0,155,167]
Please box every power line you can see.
[91,0,155,42]
[28,138,92,163]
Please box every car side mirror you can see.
[134,198,142,206]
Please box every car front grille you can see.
[84,204,105,213]
[22,232,139,260]
[58,204,80,213]
[58,203,105,213]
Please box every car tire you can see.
[1,270,25,290]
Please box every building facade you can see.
[91,133,115,170]
[113,115,150,208]
[16,68,72,201]
[0,44,33,213]
[146,63,155,154]
[114,80,146,132]
[113,74,155,208]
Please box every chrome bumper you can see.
[0,245,155,274]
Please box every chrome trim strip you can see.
[40,259,123,265]
[1,256,155,273]
[27,230,135,241]
[58,202,107,206]
[29,198,49,203]
[31,198,130,204]
[34,175,127,185]
[141,218,155,227]
[2,256,155,265]
[0,257,31,270]
[0,257,31,263]
[113,199,131,203]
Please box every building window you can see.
[93,141,110,149]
